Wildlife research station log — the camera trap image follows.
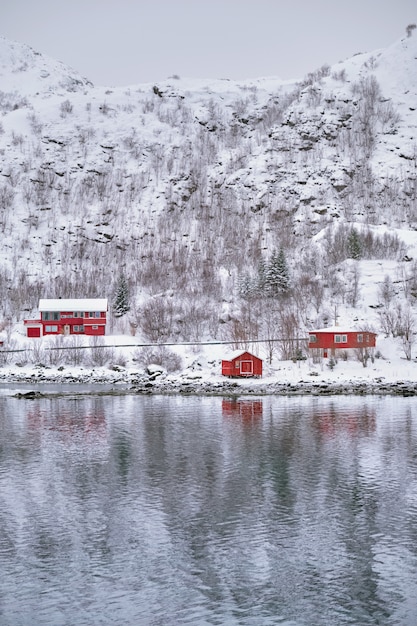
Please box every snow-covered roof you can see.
[39,298,108,312]
[222,349,261,361]
[309,327,376,334]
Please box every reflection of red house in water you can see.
[222,398,263,420]
[308,327,377,358]
[221,351,263,378]
[314,407,376,436]
[27,407,107,441]
[24,298,108,338]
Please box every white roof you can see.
[309,327,375,334]
[309,326,350,333]
[39,298,108,312]
[222,349,259,361]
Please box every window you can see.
[73,325,84,333]
[92,325,98,330]
[45,325,58,333]
[61,313,73,319]
[334,334,347,343]
[309,334,317,343]
[42,311,60,321]
[357,334,363,343]
[74,312,84,318]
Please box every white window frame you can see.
[334,334,347,343]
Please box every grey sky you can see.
[2,0,416,86]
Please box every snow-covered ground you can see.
[1,331,416,396]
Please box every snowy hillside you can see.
[0,36,92,96]
[0,31,417,373]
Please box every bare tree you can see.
[346,262,361,308]
[406,23,416,38]
[278,309,301,360]
[134,345,182,372]
[378,302,408,339]
[398,307,415,360]
[378,274,396,307]
[65,336,86,366]
[46,335,66,366]
[355,346,372,367]
[259,304,280,364]
[88,336,108,366]
[140,298,174,342]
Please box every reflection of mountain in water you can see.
[1,395,417,624]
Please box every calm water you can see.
[0,392,417,626]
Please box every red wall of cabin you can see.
[308,331,376,350]
[222,352,263,377]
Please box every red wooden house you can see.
[222,350,263,378]
[308,327,377,358]
[24,298,108,338]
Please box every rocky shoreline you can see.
[1,368,417,397]
[131,379,417,396]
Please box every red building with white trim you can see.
[221,350,263,378]
[24,298,108,337]
[308,327,377,358]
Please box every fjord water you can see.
[1,393,417,626]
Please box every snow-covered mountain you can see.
[0,33,416,356]
[0,36,92,96]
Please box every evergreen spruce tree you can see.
[113,274,130,317]
[238,273,254,298]
[265,249,290,296]
[347,228,362,260]
[257,257,267,294]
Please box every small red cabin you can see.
[308,327,377,358]
[24,298,108,338]
[222,351,263,378]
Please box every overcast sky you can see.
[2,0,416,86]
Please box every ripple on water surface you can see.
[1,394,417,624]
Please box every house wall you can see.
[84,324,106,336]
[26,311,107,337]
[221,360,234,377]
[308,331,376,351]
